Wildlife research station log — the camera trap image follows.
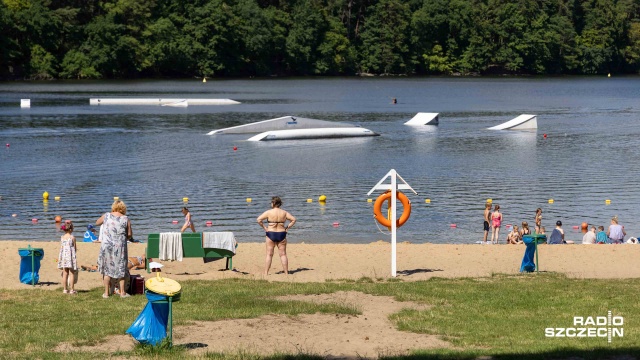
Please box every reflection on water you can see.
[1,78,640,243]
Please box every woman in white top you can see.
[607,216,626,244]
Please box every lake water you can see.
[1,77,640,244]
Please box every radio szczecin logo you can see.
[545,311,623,343]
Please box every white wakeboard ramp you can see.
[208,116,378,141]
[488,114,537,130]
[404,112,439,125]
[90,98,239,105]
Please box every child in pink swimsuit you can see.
[490,204,502,244]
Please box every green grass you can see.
[0,274,639,359]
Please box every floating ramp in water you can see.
[90,98,240,105]
[488,114,537,130]
[404,112,439,125]
[162,100,188,107]
[207,116,358,135]
[247,128,378,141]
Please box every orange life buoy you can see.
[373,191,411,228]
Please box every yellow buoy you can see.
[307,199,313,203]
[425,199,431,203]
[608,73,611,78]
[246,198,252,203]
[113,196,119,201]
[203,77,207,83]
[318,195,327,202]
[548,199,554,204]
[42,191,49,200]
[367,198,373,203]
[486,198,492,203]
[605,199,611,205]
[54,196,60,201]
[183,197,189,202]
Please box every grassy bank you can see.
[0,274,638,359]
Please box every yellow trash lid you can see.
[145,273,181,296]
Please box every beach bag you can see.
[128,274,145,295]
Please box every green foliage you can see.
[1,0,640,78]
[28,44,57,79]
[358,0,411,74]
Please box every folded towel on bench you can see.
[159,232,183,261]
[202,232,236,254]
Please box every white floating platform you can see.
[247,127,378,141]
[404,112,439,125]
[90,98,240,105]
[162,100,188,107]
[488,114,537,130]
[208,116,356,135]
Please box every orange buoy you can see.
[206,221,213,227]
[54,215,62,223]
[450,224,457,228]
[373,191,411,228]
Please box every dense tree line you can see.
[1,0,639,79]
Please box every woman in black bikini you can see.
[257,196,296,275]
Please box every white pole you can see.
[391,170,397,277]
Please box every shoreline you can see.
[3,240,640,290]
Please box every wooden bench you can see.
[145,233,235,272]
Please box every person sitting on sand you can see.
[582,226,597,244]
[520,222,531,237]
[607,216,626,244]
[83,224,99,242]
[548,221,565,244]
[596,226,608,244]
[507,225,522,244]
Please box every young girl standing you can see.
[490,204,503,244]
[534,208,542,233]
[58,221,78,294]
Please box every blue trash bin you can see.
[18,246,44,285]
[126,290,181,346]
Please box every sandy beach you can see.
[4,240,640,290]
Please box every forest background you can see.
[1,0,640,80]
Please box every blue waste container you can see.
[126,290,181,346]
[18,246,44,285]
